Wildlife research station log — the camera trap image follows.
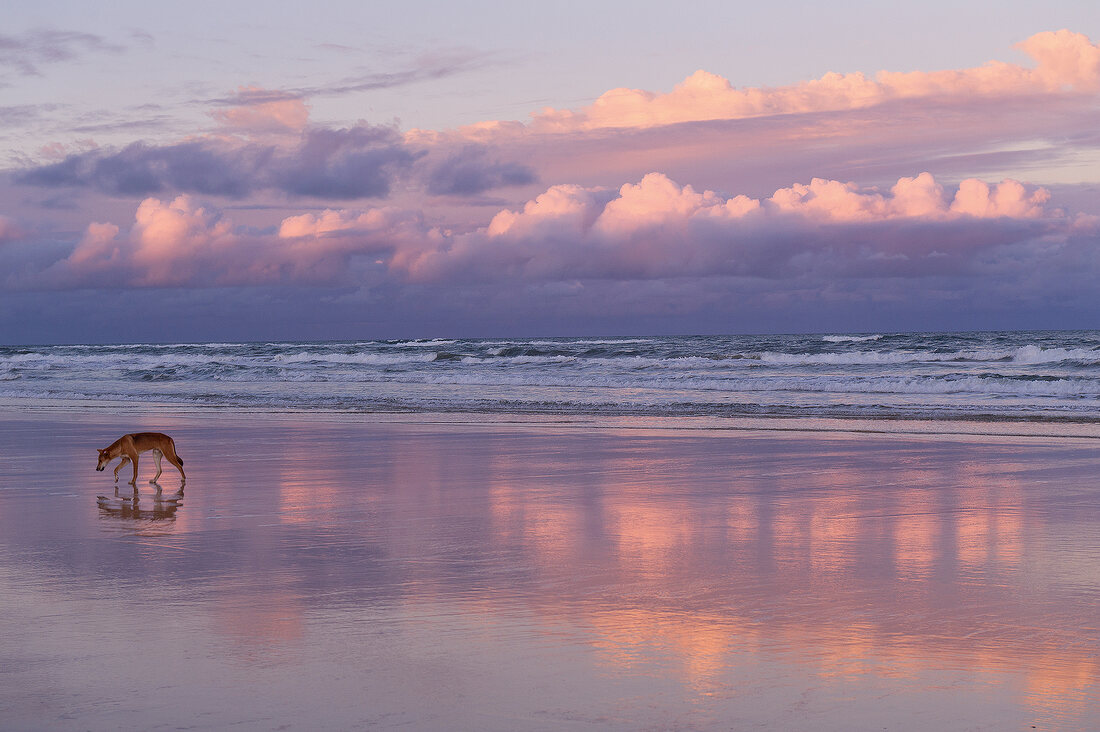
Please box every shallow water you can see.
[1,410,1099,730]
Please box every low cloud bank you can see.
[19,172,1090,292]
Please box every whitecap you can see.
[822,334,884,343]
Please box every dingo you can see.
[96,432,186,485]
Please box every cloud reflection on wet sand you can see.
[1,412,1097,729]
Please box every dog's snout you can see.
[96,466,103,471]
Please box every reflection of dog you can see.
[98,488,183,519]
[96,433,186,485]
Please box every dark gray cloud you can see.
[0,29,123,76]
[18,140,273,197]
[15,124,420,200]
[15,124,543,200]
[274,127,417,199]
[425,145,536,195]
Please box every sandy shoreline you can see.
[2,407,1099,730]
[4,395,1100,440]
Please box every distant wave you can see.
[385,339,458,348]
[272,351,438,365]
[822,334,884,343]
[2,331,1098,423]
[760,346,1100,366]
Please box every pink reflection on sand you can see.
[18,414,1091,727]
[211,587,306,647]
[473,429,1097,718]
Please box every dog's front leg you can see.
[113,456,130,482]
[128,453,139,486]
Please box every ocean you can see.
[2,330,1097,425]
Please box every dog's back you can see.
[127,432,184,464]
[128,432,173,452]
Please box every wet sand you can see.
[1,408,1099,731]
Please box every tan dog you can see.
[96,432,186,485]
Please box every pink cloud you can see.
[398,30,1100,205]
[307,173,1074,283]
[18,30,1096,224]
[29,172,1085,292]
[278,208,405,238]
[210,86,311,135]
[67,222,122,265]
[594,173,760,235]
[525,30,1100,133]
[62,196,236,286]
[0,215,25,243]
[766,173,1054,222]
[440,173,1067,282]
[278,206,443,279]
[48,197,436,288]
[485,184,608,238]
[948,178,1052,218]
[490,172,1056,234]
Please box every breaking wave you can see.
[822,334,884,343]
[2,330,1098,422]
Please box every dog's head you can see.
[96,448,111,471]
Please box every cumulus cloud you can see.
[497,172,1055,232]
[61,197,234,286]
[43,195,436,288]
[28,172,1082,292]
[525,30,1100,132]
[402,173,1066,283]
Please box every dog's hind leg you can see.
[113,456,130,483]
[164,442,186,484]
[151,449,163,483]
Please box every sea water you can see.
[2,330,1098,423]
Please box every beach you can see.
[2,405,1098,730]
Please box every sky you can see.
[2,1,1099,344]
